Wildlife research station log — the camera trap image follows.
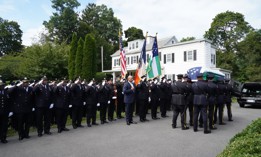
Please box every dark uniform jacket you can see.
[85,85,98,105]
[33,84,52,108]
[98,85,109,104]
[70,83,84,106]
[171,81,187,105]
[136,81,149,100]
[8,86,34,113]
[185,81,193,105]
[159,82,168,100]
[192,80,209,106]
[207,81,218,105]
[150,83,160,101]
[225,83,233,103]
[115,82,124,102]
[53,85,70,109]
[217,83,226,105]
[0,89,10,115]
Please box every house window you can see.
[133,56,137,64]
[159,52,162,61]
[164,53,175,64]
[114,59,116,67]
[184,50,197,62]
[136,42,138,48]
[127,57,130,65]
[116,58,119,66]
[132,43,134,49]
[188,51,193,61]
[147,54,150,63]
[129,46,131,50]
[211,54,216,65]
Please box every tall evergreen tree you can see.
[75,37,84,77]
[68,33,78,80]
[82,34,96,80]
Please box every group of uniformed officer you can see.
[0,73,234,144]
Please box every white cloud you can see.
[0,0,15,14]
[96,0,261,40]
[22,26,46,46]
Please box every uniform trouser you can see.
[100,103,108,122]
[151,99,159,118]
[87,104,97,124]
[208,104,215,128]
[160,98,167,117]
[55,108,68,130]
[172,105,186,128]
[0,113,8,140]
[36,107,51,134]
[214,103,224,124]
[139,99,148,120]
[167,98,172,111]
[116,99,123,117]
[15,112,32,137]
[185,103,194,125]
[108,100,115,120]
[72,106,83,127]
[226,102,232,120]
[125,103,134,123]
[135,100,139,115]
[194,105,208,131]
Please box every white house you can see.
[103,35,231,81]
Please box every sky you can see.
[1,0,261,46]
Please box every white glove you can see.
[122,92,124,94]
[148,97,151,102]
[8,112,13,117]
[108,101,110,104]
[154,80,158,84]
[69,105,72,108]
[157,82,161,85]
[32,108,35,111]
[4,85,14,89]
[163,79,166,83]
[83,102,86,105]
[49,104,54,109]
[102,81,105,86]
[88,81,93,86]
[112,96,117,99]
[97,103,100,106]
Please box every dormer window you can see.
[136,42,138,48]
[132,43,135,49]
[172,40,174,44]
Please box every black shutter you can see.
[184,51,187,62]
[172,74,175,81]
[159,52,161,61]
[164,54,166,64]
[193,50,197,61]
[136,56,138,63]
[147,54,149,63]
[127,57,129,65]
[172,53,175,63]
[114,59,116,66]
[131,56,133,64]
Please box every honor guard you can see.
[98,79,109,124]
[150,78,160,120]
[224,79,233,121]
[136,75,149,122]
[183,74,194,126]
[207,74,218,130]
[159,76,168,118]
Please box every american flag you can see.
[187,66,202,80]
[119,32,127,78]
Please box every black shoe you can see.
[210,126,217,130]
[228,119,233,121]
[104,121,109,123]
[108,119,113,122]
[38,133,43,137]
[127,122,130,125]
[172,124,176,129]
[62,128,69,131]
[182,127,189,130]
[130,121,137,124]
[204,130,211,134]
[190,123,193,126]
[1,139,8,144]
[24,135,30,139]
[58,129,62,133]
[117,116,122,119]
[219,122,226,125]
[156,117,160,119]
[140,119,145,122]
[77,125,84,128]
[92,123,99,125]
[144,119,149,122]
[101,121,104,124]
[19,136,24,141]
[73,125,77,129]
[45,132,52,135]
[87,124,92,127]
[161,115,166,118]
[194,129,198,132]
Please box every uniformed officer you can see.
[214,79,226,125]
[136,75,149,122]
[33,76,53,137]
[207,74,218,130]
[224,79,233,121]
[166,79,172,111]
[70,77,85,129]
[107,79,116,122]
[192,73,211,134]
[171,74,189,130]
[159,76,168,118]
[98,79,109,124]
[115,77,124,119]
[183,74,194,126]
[53,78,70,133]
[0,80,10,143]
[85,80,99,127]
[150,78,160,120]
[8,78,34,140]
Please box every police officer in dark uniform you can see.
[8,78,34,140]
[159,76,168,118]
[85,80,99,127]
[224,79,233,121]
[107,79,116,122]
[33,76,53,137]
[0,80,10,143]
[136,75,149,122]
[183,74,194,127]
[207,74,218,130]
[166,79,172,111]
[192,73,211,134]
[53,78,70,133]
[171,74,189,130]
[98,79,109,124]
[70,77,85,129]
[150,78,160,120]
[214,79,226,125]
[115,77,124,119]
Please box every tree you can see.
[43,0,80,44]
[236,29,261,82]
[180,37,195,42]
[68,33,77,80]
[81,3,122,44]
[74,37,84,77]
[204,11,252,53]
[0,17,23,55]
[124,27,144,42]
[82,34,96,80]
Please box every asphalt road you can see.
[0,103,260,157]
